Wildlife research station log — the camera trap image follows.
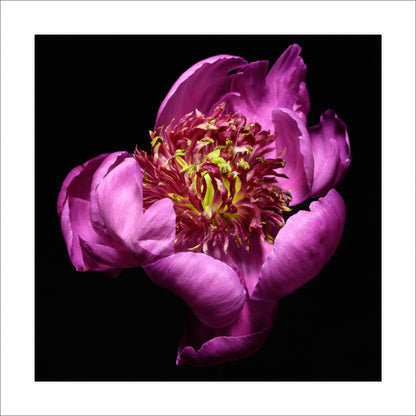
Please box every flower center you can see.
[134,103,291,254]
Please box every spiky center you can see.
[134,103,291,254]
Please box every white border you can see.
[1,1,415,415]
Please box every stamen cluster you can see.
[134,103,291,254]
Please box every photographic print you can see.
[35,34,381,381]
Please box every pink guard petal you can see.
[144,252,246,329]
[252,189,346,301]
[266,44,310,123]
[272,108,314,205]
[226,44,310,132]
[132,198,176,262]
[155,55,248,129]
[89,151,134,238]
[226,60,272,129]
[309,110,351,198]
[58,153,127,272]
[95,157,176,264]
[57,153,109,217]
[207,233,274,297]
[177,299,277,366]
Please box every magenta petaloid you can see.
[57,44,351,366]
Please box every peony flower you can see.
[57,44,351,367]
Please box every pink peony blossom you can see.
[57,44,351,366]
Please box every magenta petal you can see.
[129,198,176,263]
[231,61,269,111]
[57,165,83,217]
[95,156,144,244]
[79,237,141,270]
[230,236,274,297]
[89,151,133,236]
[177,299,277,366]
[57,153,109,217]
[252,189,346,301]
[95,157,176,263]
[58,152,138,272]
[272,108,314,205]
[60,196,105,271]
[226,45,310,130]
[309,110,351,198]
[60,199,80,269]
[155,55,248,129]
[226,60,272,129]
[144,252,246,328]
[266,44,310,122]
[208,234,274,297]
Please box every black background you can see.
[35,35,381,381]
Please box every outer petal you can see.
[266,44,310,122]
[94,157,144,244]
[252,189,346,301]
[207,233,274,297]
[132,198,177,261]
[79,237,144,271]
[177,299,277,366]
[95,157,176,264]
[57,153,109,217]
[272,108,314,205]
[60,194,132,272]
[60,198,88,270]
[58,153,121,271]
[155,55,248,129]
[144,252,246,328]
[226,45,310,131]
[89,151,133,237]
[226,61,272,129]
[309,110,351,198]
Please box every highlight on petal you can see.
[272,108,314,205]
[155,55,248,129]
[94,156,144,244]
[57,153,109,217]
[89,151,133,236]
[252,189,346,301]
[266,44,310,122]
[226,60,272,129]
[226,45,310,130]
[231,60,269,112]
[129,198,176,262]
[60,198,83,270]
[207,233,274,298]
[309,110,351,198]
[144,252,246,329]
[79,237,141,271]
[177,299,277,366]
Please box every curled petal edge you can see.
[177,299,277,367]
[309,110,351,198]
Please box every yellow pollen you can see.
[237,159,250,170]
